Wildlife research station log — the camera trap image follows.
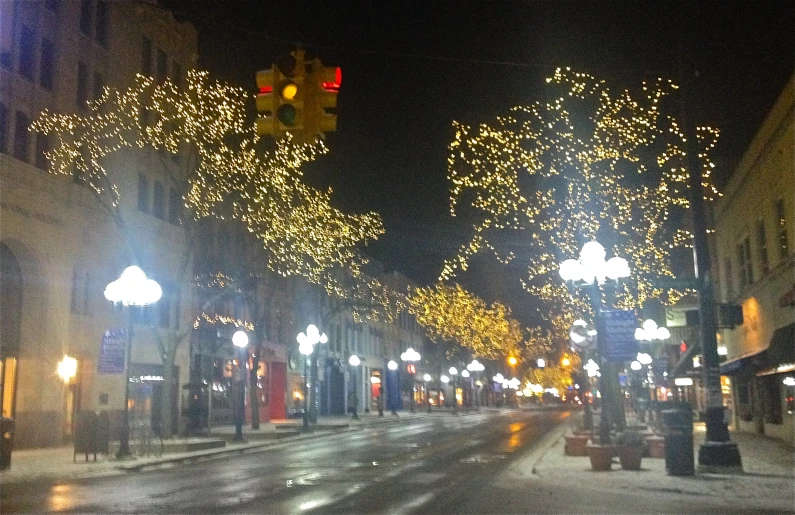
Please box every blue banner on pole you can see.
[601,309,639,363]
[98,329,125,374]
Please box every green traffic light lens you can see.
[277,104,297,126]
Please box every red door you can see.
[269,362,287,421]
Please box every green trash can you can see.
[661,404,694,476]
[0,417,14,470]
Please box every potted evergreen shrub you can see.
[586,440,615,471]
[615,430,647,470]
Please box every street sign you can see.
[97,329,125,374]
[600,309,639,363]
[650,277,700,290]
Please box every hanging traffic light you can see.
[255,50,306,138]
[306,61,341,136]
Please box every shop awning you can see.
[755,323,795,376]
[719,349,767,376]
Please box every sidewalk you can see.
[0,408,489,485]
[522,417,795,513]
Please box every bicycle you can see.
[133,421,164,457]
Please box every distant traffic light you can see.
[255,50,306,138]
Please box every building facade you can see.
[714,73,795,443]
[0,0,198,447]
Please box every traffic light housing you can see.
[306,60,341,136]
[256,51,341,144]
[255,50,306,138]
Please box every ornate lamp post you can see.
[467,359,485,409]
[232,330,249,442]
[387,360,399,415]
[448,367,458,412]
[348,354,361,420]
[559,240,630,444]
[423,373,432,413]
[104,266,161,459]
[297,324,327,432]
[400,348,421,413]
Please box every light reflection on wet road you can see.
[3,409,569,514]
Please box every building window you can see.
[93,72,104,101]
[168,187,181,224]
[723,257,733,299]
[35,133,49,169]
[158,282,171,328]
[95,0,107,47]
[79,0,92,36]
[0,103,7,154]
[39,38,54,90]
[156,48,167,84]
[13,111,29,162]
[18,25,35,81]
[737,237,753,288]
[171,61,181,90]
[77,62,88,108]
[137,173,149,213]
[756,220,769,276]
[776,199,789,260]
[70,268,81,314]
[141,37,152,76]
[153,180,165,219]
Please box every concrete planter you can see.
[646,436,665,458]
[618,445,644,470]
[564,434,590,456]
[587,442,615,471]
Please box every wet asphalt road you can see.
[2,409,568,514]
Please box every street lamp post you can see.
[232,330,249,442]
[104,266,162,459]
[449,367,458,413]
[348,355,361,420]
[297,325,327,432]
[400,348,421,413]
[570,319,597,431]
[559,240,630,444]
[423,374,432,413]
[387,360,399,415]
[466,360,485,409]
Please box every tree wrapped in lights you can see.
[408,283,525,360]
[32,70,387,436]
[442,68,721,329]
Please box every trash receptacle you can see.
[661,404,694,476]
[74,411,99,462]
[1,417,15,470]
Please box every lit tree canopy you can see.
[408,283,525,360]
[441,68,720,325]
[32,71,392,310]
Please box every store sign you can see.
[97,329,125,374]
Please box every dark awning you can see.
[764,323,795,368]
[719,349,767,376]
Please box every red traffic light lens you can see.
[322,67,342,92]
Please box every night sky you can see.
[161,1,793,320]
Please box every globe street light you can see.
[400,348,421,413]
[232,330,249,442]
[559,241,629,445]
[348,354,361,420]
[104,266,161,459]
[297,324,327,431]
